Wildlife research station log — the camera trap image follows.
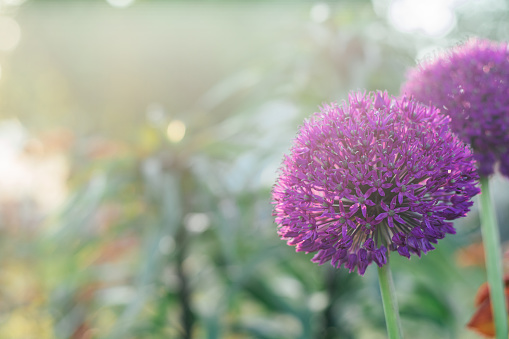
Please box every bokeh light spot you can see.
[0,16,21,51]
[185,213,210,233]
[310,3,330,23]
[308,292,328,312]
[106,0,135,8]
[166,120,186,143]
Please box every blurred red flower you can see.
[467,275,509,337]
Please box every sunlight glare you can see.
[2,0,26,6]
[389,0,456,37]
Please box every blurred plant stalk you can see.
[378,259,403,339]
[479,176,509,339]
[175,225,195,339]
[175,169,196,339]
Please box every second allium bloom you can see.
[272,91,479,275]
[402,39,509,177]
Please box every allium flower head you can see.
[402,38,509,177]
[272,91,479,275]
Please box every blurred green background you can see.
[0,0,509,338]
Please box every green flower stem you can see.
[378,260,403,339]
[479,176,508,339]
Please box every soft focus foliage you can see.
[0,0,508,338]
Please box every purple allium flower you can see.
[402,38,509,177]
[272,91,479,275]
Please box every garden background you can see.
[0,0,508,338]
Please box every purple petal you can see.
[363,238,375,251]
[357,261,368,275]
[390,196,397,210]
[397,246,410,258]
[391,232,405,246]
[346,219,357,229]
[365,199,376,206]
[393,214,406,224]
[364,188,376,198]
[349,203,359,214]
[361,205,367,218]
[345,253,358,272]
[375,212,388,222]
[411,227,425,238]
[374,246,388,267]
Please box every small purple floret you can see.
[402,38,509,177]
[272,91,479,275]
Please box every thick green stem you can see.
[378,260,403,339]
[479,176,508,339]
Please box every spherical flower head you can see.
[272,91,479,275]
[402,38,509,177]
